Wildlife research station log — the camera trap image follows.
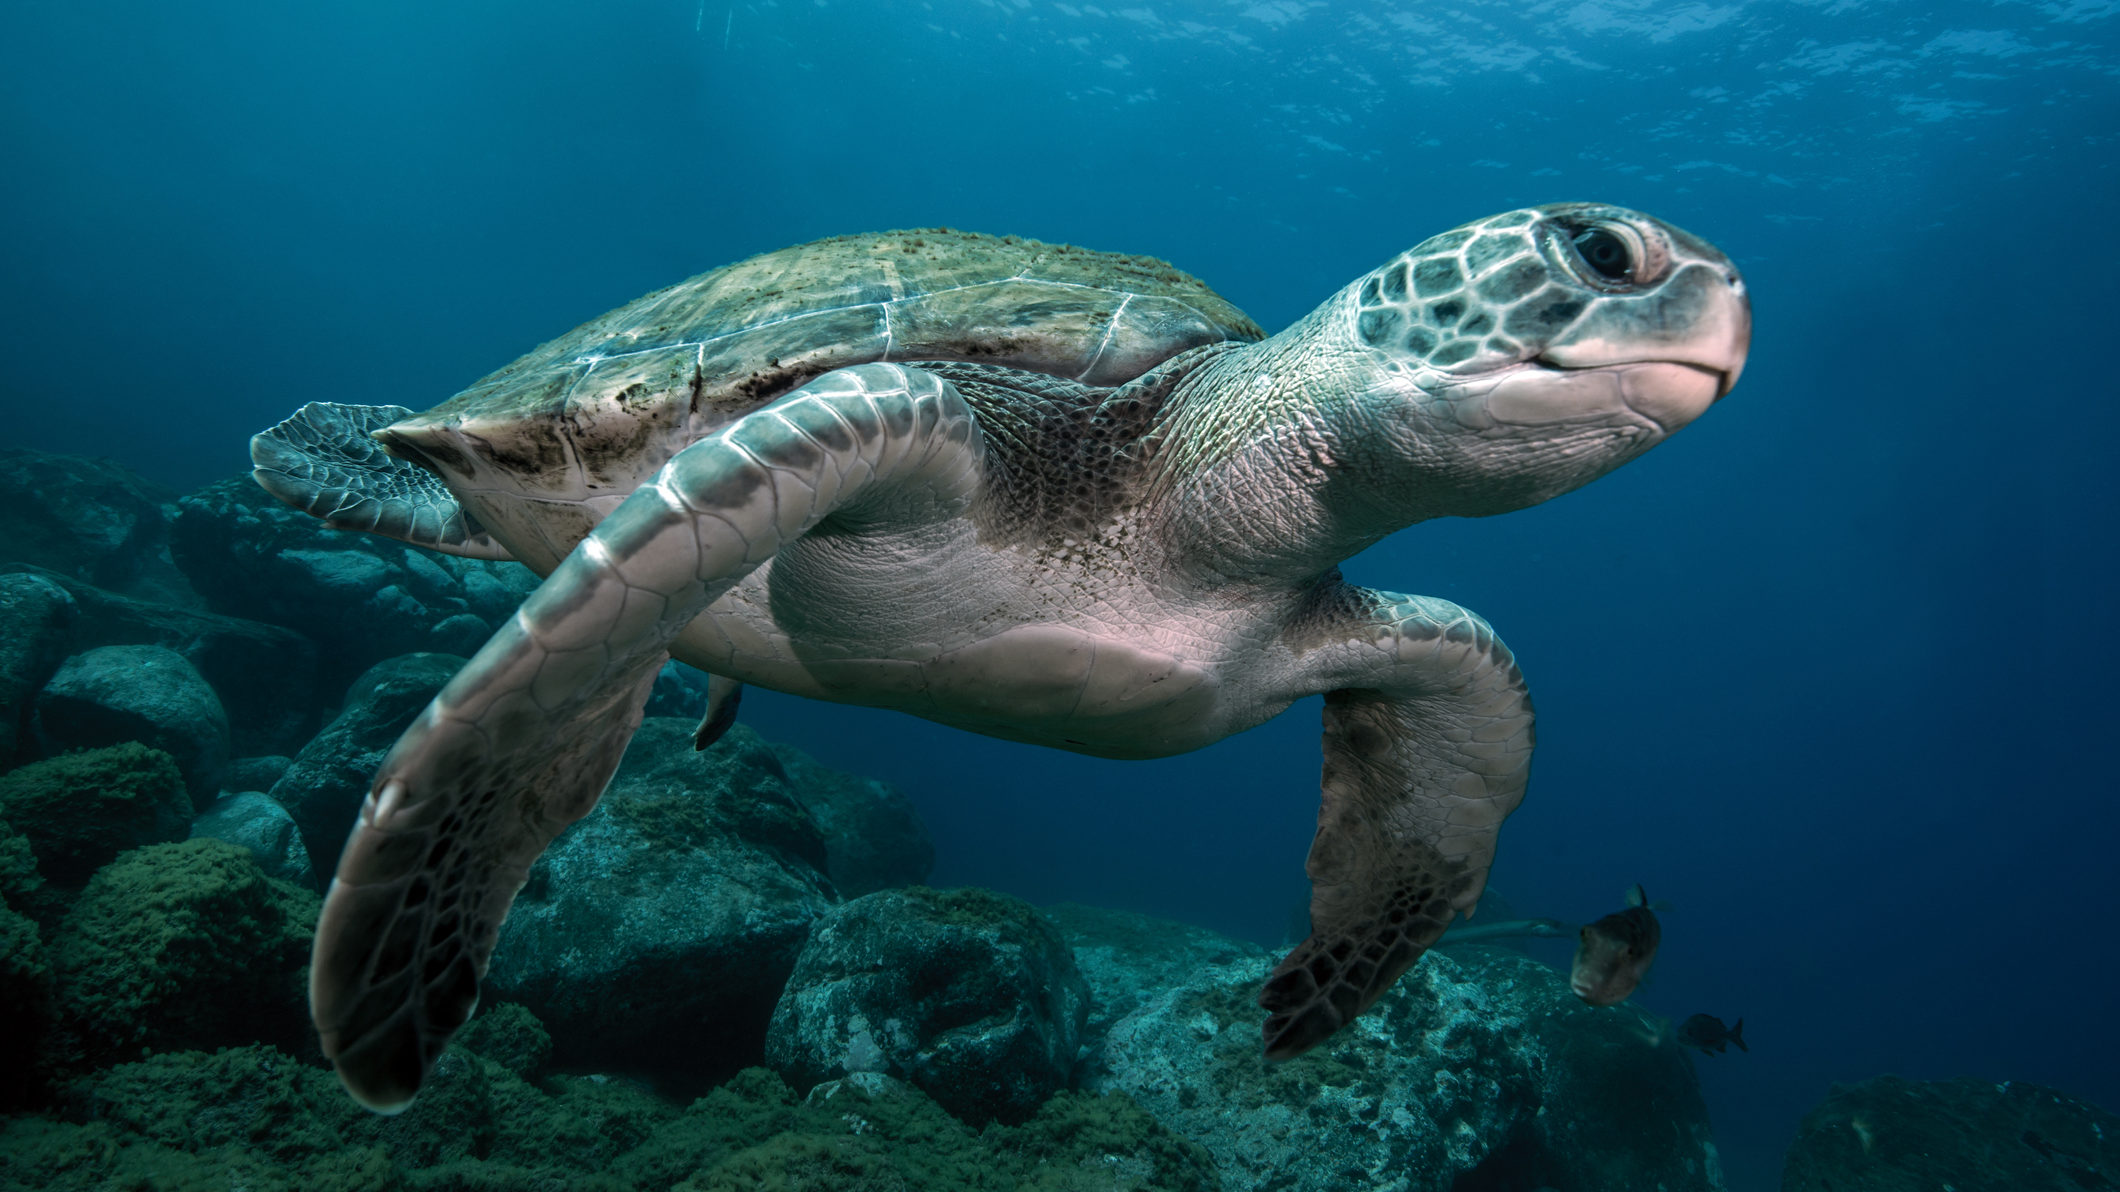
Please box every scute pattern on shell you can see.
[379,230,1264,509]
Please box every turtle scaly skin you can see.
[256,204,1750,1111]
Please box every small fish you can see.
[1570,884,1662,1006]
[1677,1013,1747,1055]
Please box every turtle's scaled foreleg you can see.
[1260,592,1534,1059]
[309,364,986,1112]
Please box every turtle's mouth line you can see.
[1536,355,1732,398]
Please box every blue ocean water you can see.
[3,1,2115,1187]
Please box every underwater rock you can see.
[487,718,837,1091]
[455,1001,555,1079]
[189,791,315,888]
[267,651,464,879]
[1504,947,1726,1192]
[0,819,53,1110]
[35,644,230,804]
[765,885,1090,1126]
[771,742,935,896]
[1,1047,1211,1192]
[1060,907,1721,1192]
[0,573,78,766]
[171,474,540,693]
[2,566,321,759]
[1781,1074,2119,1191]
[0,450,198,609]
[1046,902,1265,1041]
[223,753,292,793]
[0,743,191,889]
[47,838,318,1067]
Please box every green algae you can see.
[453,1001,553,1078]
[0,743,191,888]
[0,817,40,909]
[0,1048,1216,1192]
[906,885,1036,931]
[49,838,318,1066]
[658,1073,1217,1192]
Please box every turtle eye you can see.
[1572,227,1633,281]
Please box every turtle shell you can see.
[378,229,1263,517]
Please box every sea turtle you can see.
[253,204,1750,1111]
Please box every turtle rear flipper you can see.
[251,402,514,560]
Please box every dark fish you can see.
[1677,1013,1747,1055]
[1570,884,1662,1006]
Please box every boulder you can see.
[766,886,1089,1126]
[454,1002,554,1079]
[171,475,540,693]
[0,573,78,764]
[47,838,318,1066]
[0,450,197,608]
[268,652,463,876]
[1045,902,1261,1041]
[1058,906,1723,1192]
[486,718,837,1090]
[0,743,192,888]
[2,567,320,758]
[223,754,292,794]
[189,791,315,888]
[1782,1074,2118,1191]
[35,644,230,804]
[771,742,935,896]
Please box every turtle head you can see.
[1338,202,1750,519]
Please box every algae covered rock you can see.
[34,644,230,803]
[766,886,1090,1126]
[1781,1074,2119,1191]
[0,743,192,888]
[645,1070,1215,1192]
[0,1049,1209,1192]
[268,651,464,874]
[487,718,837,1089]
[49,838,318,1064]
[454,1001,554,1078]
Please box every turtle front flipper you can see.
[1260,591,1534,1059]
[310,364,988,1111]
[251,401,515,560]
